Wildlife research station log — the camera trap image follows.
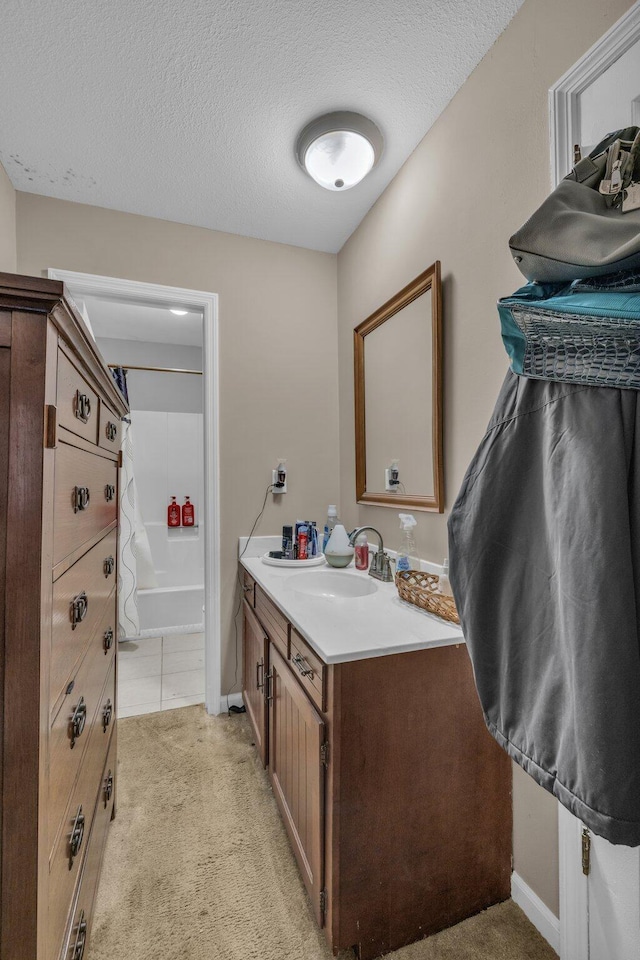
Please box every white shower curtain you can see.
[118,419,156,638]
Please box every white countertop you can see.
[240,550,464,665]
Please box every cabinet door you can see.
[268,643,325,926]
[242,599,268,766]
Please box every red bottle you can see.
[167,496,181,528]
[182,496,195,527]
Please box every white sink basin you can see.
[286,571,378,600]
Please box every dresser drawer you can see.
[60,729,117,960]
[57,349,99,445]
[289,628,326,712]
[51,528,118,712]
[98,400,122,454]
[53,441,118,566]
[48,659,115,960]
[255,586,288,660]
[49,596,117,854]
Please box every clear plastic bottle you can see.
[323,505,339,552]
[396,513,417,572]
[354,530,369,570]
[438,558,453,596]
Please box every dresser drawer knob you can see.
[102,698,113,732]
[69,806,85,868]
[73,486,90,513]
[105,421,118,442]
[104,484,116,502]
[70,591,88,629]
[74,390,92,424]
[104,769,114,807]
[71,911,87,960]
[69,697,87,748]
[103,626,114,653]
[103,555,115,578]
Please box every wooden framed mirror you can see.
[354,261,443,512]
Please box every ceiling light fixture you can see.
[296,111,383,191]
[170,308,188,316]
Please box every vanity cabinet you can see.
[0,272,128,960]
[241,568,512,960]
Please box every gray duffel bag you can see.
[510,127,640,283]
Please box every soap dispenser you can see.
[324,523,354,568]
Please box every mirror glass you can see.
[354,262,443,512]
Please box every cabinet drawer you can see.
[53,441,118,566]
[289,628,326,712]
[255,586,288,660]
[98,400,121,454]
[57,349,99,445]
[51,528,118,712]
[60,730,116,960]
[49,596,117,854]
[242,570,256,607]
[48,659,115,960]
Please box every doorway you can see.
[47,269,222,715]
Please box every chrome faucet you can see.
[348,527,394,582]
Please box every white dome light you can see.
[170,308,188,316]
[296,112,383,192]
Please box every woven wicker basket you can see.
[395,570,460,625]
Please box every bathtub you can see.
[136,521,204,636]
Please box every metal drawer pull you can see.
[103,626,114,653]
[264,668,274,703]
[71,591,88,629]
[73,485,90,513]
[104,483,116,502]
[105,421,118,442]
[69,806,85,868]
[104,769,114,807]
[71,911,87,960]
[74,390,92,423]
[103,555,115,578]
[243,583,253,593]
[292,653,314,679]
[70,696,87,748]
[256,657,264,691]
[102,698,113,732]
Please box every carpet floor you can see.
[87,705,558,960]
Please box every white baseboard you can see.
[219,692,244,713]
[511,871,560,954]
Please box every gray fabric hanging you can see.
[448,371,640,846]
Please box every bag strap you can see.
[589,127,640,160]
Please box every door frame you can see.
[549,0,640,185]
[47,268,222,715]
[549,6,640,954]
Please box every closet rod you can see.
[108,363,202,376]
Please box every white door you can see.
[588,831,640,960]
[551,6,640,957]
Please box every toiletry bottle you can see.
[355,531,369,571]
[167,496,180,528]
[439,558,453,597]
[323,505,339,552]
[282,525,293,559]
[396,514,417,572]
[182,496,195,527]
[297,523,309,560]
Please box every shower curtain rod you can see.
[108,363,202,376]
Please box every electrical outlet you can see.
[385,463,400,491]
[272,460,287,494]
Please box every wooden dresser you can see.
[0,272,128,960]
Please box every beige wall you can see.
[16,192,340,697]
[0,160,17,272]
[337,0,634,917]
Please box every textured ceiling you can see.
[1,0,523,253]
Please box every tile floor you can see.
[117,632,205,718]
